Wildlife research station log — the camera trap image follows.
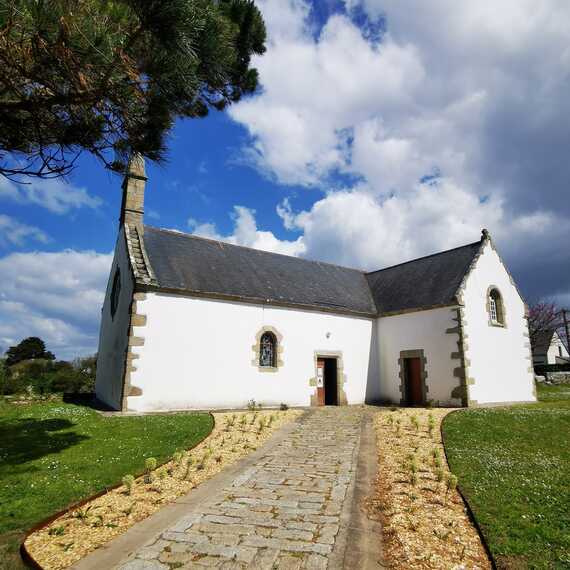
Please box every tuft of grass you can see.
[442,384,570,568]
[122,474,135,495]
[144,457,157,484]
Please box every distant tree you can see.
[0,358,7,395]
[5,337,55,366]
[527,302,566,349]
[0,0,266,181]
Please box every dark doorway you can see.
[316,357,338,406]
[404,357,424,406]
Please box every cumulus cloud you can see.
[0,176,101,214]
[0,215,49,247]
[189,205,306,257]
[230,7,424,185]
[0,250,112,359]
[227,0,570,303]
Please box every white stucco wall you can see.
[95,228,134,409]
[126,293,375,411]
[461,241,536,404]
[375,307,462,406]
[547,331,569,364]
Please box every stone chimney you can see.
[120,153,147,228]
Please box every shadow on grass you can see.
[0,418,88,466]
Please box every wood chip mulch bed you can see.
[367,408,491,569]
[24,409,300,570]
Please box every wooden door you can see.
[316,359,325,406]
[406,357,423,405]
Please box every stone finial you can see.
[120,153,147,227]
[481,228,490,241]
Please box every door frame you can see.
[398,349,429,406]
[310,350,347,406]
[316,357,339,406]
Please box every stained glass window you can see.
[259,332,277,368]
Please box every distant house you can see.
[95,156,536,412]
[532,330,570,365]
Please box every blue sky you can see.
[1,0,570,359]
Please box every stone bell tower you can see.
[120,153,147,228]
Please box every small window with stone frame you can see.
[488,288,504,325]
[259,332,277,368]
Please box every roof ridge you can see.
[145,224,367,274]
[365,240,482,276]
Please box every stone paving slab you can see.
[118,407,364,569]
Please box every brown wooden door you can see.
[316,359,325,406]
[406,357,423,405]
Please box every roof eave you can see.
[136,283,378,319]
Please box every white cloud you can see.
[0,215,49,247]
[280,180,570,272]
[189,205,305,257]
[0,250,112,359]
[0,177,101,214]
[229,9,424,185]
[225,0,570,303]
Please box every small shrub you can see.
[386,415,394,426]
[48,525,65,536]
[239,415,247,428]
[407,517,419,531]
[122,474,135,495]
[389,406,398,412]
[280,403,289,411]
[184,456,194,479]
[215,454,223,463]
[435,468,445,482]
[434,456,442,469]
[197,454,208,470]
[410,415,419,431]
[446,473,458,494]
[172,450,183,465]
[144,457,157,483]
[410,472,418,486]
[72,506,92,523]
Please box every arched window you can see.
[488,288,504,325]
[259,332,277,368]
[110,268,121,319]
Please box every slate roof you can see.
[365,241,482,314]
[531,330,554,354]
[141,225,483,317]
[142,226,377,315]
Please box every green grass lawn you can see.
[0,399,213,568]
[443,384,570,569]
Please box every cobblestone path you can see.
[121,407,364,569]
